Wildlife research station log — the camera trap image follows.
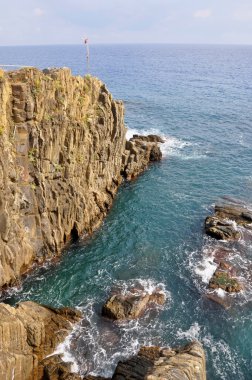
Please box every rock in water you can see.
[208,261,242,293]
[112,342,206,380]
[205,216,241,240]
[205,202,252,241]
[102,289,165,320]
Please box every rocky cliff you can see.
[0,301,81,380]
[0,67,162,290]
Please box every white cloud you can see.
[193,9,212,19]
[33,8,45,17]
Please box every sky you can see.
[0,0,252,46]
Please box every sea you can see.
[0,44,252,379]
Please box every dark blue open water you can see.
[1,44,252,379]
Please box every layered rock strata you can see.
[0,68,162,290]
[0,301,81,380]
[112,342,206,380]
[122,135,163,180]
[36,342,206,380]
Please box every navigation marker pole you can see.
[83,37,90,74]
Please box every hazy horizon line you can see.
[0,42,252,48]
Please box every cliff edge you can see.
[0,67,162,289]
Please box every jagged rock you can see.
[209,262,242,292]
[41,355,82,380]
[205,203,252,241]
[0,301,81,380]
[205,216,241,240]
[0,68,163,290]
[122,135,163,180]
[112,342,206,380]
[130,134,165,143]
[102,289,165,320]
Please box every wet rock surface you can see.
[112,342,206,380]
[209,261,242,293]
[205,203,252,241]
[198,200,252,306]
[0,301,81,380]
[102,288,165,320]
[41,354,82,380]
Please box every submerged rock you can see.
[0,301,81,380]
[205,203,252,241]
[112,342,206,380]
[102,289,165,320]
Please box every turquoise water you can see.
[1,44,252,379]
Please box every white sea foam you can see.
[202,334,244,379]
[126,127,207,160]
[177,322,201,341]
[214,288,226,298]
[194,256,217,284]
[126,127,162,141]
[51,319,82,373]
[53,279,171,378]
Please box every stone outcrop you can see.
[0,68,163,290]
[102,288,165,320]
[112,342,206,380]
[121,135,163,180]
[205,203,252,240]
[208,261,242,293]
[41,354,82,380]
[0,301,81,380]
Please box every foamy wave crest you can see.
[177,322,201,341]
[194,255,218,284]
[126,127,164,141]
[52,310,84,373]
[113,278,170,299]
[126,127,208,160]
[57,279,171,377]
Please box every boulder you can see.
[205,202,252,241]
[102,289,165,320]
[112,342,206,380]
[205,216,240,240]
[208,262,242,293]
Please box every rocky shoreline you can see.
[0,67,203,380]
[0,67,163,290]
[1,66,250,379]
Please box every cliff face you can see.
[0,301,81,380]
[0,68,126,288]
